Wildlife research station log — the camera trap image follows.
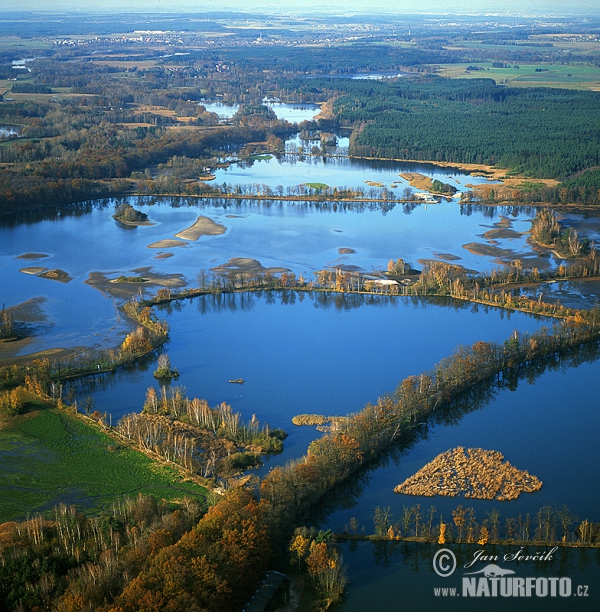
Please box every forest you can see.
[321,76,600,179]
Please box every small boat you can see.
[228,378,245,384]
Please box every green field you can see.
[0,408,207,522]
[433,62,600,90]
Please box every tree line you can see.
[139,239,600,323]
[0,300,169,410]
[359,502,598,546]
[259,312,600,529]
[2,256,600,611]
[115,385,286,482]
[0,488,274,612]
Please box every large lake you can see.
[4,194,600,357]
[1,101,599,605]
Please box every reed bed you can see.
[292,414,348,427]
[394,447,542,501]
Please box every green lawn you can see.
[0,408,206,522]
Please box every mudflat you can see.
[175,216,226,241]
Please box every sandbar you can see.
[175,216,226,241]
[0,345,87,367]
[482,228,523,241]
[211,257,290,276]
[20,267,71,282]
[38,269,72,283]
[16,253,50,260]
[87,270,186,299]
[147,239,188,249]
[2,297,47,324]
[433,253,462,261]
[462,242,519,259]
[20,267,48,275]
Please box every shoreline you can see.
[334,533,600,549]
[2,152,599,219]
[111,214,154,226]
[5,270,600,366]
[1,187,600,221]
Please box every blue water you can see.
[0,196,545,357]
[319,354,600,532]
[199,101,319,122]
[339,541,599,611]
[77,292,548,469]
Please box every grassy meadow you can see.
[433,61,600,89]
[0,408,207,522]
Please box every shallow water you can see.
[1,197,543,357]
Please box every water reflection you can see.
[519,280,600,310]
[340,540,600,611]
[155,290,526,317]
[0,125,21,138]
[311,339,600,528]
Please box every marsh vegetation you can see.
[393,447,542,501]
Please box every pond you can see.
[0,196,547,358]
[316,345,600,531]
[67,290,600,607]
[0,125,20,138]
[200,100,320,122]
[212,153,496,196]
[1,145,599,602]
[70,291,548,464]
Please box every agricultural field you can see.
[433,61,600,89]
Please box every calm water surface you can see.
[318,352,600,530]
[0,125,20,138]
[74,292,547,462]
[1,116,599,602]
[339,541,600,611]
[0,197,545,356]
[200,101,320,122]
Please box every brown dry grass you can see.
[394,447,542,501]
[292,414,347,427]
[400,172,434,191]
[38,269,72,283]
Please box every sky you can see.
[1,0,597,16]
